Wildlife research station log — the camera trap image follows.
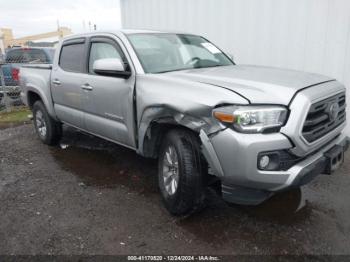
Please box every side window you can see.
[59,43,85,73]
[28,50,49,63]
[88,42,123,74]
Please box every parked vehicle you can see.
[19,30,348,215]
[0,47,55,105]
[2,47,55,86]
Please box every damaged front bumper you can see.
[200,128,349,205]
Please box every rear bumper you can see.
[200,128,349,205]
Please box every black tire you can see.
[32,101,62,145]
[158,129,206,216]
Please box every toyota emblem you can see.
[329,102,339,121]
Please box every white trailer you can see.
[120,0,350,134]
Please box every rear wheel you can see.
[158,129,206,216]
[32,101,62,145]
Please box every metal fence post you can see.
[0,63,11,113]
[0,63,5,112]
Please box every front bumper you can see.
[200,128,349,204]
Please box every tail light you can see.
[12,68,20,82]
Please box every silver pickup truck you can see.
[20,30,348,215]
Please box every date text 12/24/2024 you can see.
[127,256,220,261]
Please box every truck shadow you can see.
[50,127,159,196]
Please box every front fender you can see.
[137,105,224,156]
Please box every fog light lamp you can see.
[259,155,270,169]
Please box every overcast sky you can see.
[0,0,122,38]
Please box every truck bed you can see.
[20,64,53,113]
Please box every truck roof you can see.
[120,29,166,34]
[61,29,198,42]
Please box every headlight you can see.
[213,105,288,133]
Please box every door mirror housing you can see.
[93,58,131,79]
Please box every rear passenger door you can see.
[83,36,136,148]
[51,38,87,129]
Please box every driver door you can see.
[83,36,136,148]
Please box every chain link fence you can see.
[0,62,23,113]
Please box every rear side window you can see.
[59,43,85,73]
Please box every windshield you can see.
[127,33,234,73]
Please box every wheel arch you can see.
[25,86,57,120]
[27,91,43,109]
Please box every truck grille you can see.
[302,92,346,143]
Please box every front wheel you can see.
[32,101,62,145]
[158,129,206,216]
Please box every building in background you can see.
[0,28,13,52]
[0,27,73,48]
[120,0,350,134]
[0,31,5,56]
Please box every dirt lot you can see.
[1,123,350,256]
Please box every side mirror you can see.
[93,58,131,79]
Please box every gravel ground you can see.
[0,123,350,256]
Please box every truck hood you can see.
[164,65,334,105]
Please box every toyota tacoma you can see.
[19,30,348,215]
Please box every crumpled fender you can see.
[137,105,225,156]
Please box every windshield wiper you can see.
[156,68,192,74]
[196,64,226,69]
[155,64,228,74]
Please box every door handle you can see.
[81,84,93,91]
[52,79,61,85]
